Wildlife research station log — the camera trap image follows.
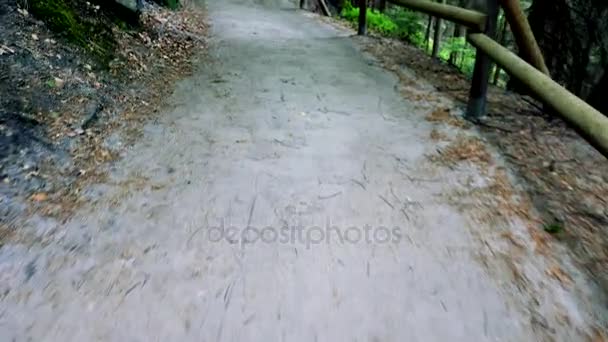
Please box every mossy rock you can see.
[27,0,118,66]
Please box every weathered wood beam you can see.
[466,0,499,119]
[319,0,331,16]
[468,33,608,158]
[498,0,550,76]
[387,0,486,31]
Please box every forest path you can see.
[0,0,597,341]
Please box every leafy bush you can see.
[385,7,425,47]
[439,37,477,76]
[341,2,398,35]
[340,1,479,77]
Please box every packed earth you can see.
[0,0,607,340]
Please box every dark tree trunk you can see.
[431,4,444,58]
[425,15,433,53]
[523,0,606,98]
[588,69,608,114]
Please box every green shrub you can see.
[385,7,424,46]
[341,2,398,35]
[26,0,118,66]
[439,37,477,76]
[340,1,478,78]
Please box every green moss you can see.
[28,0,118,66]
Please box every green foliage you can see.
[341,3,397,35]
[385,7,425,47]
[26,0,118,66]
[439,37,477,76]
[339,1,483,78]
[543,222,564,234]
[341,2,424,45]
[45,78,56,88]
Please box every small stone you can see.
[54,77,65,88]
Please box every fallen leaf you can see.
[31,193,48,202]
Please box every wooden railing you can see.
[354,0,608,158]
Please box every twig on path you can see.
[351,178,366,190]
[378,195,395,210]
[318,191,342,200]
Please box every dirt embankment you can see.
[355,34,608,303]
[0,0,208,228]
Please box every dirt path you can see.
[0,0,602,340]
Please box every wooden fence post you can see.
[358,0,367,35]
[465,0,499,119]
[300,0,305,9]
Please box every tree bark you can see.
[374,0,386,11]
[425,15,433,52]
[492,10,508,85]
[431,0,446,58]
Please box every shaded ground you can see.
[0,0,606,340]
[0,0,207,224]
[349,33,608,299]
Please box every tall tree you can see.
[527,0,608,100]
[431,0,446,58]
[425,15,433,53]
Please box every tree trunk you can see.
[524,0,604,97]
[493,10,508,85]
[431,0,446,58]
[374,0,386,11]
[425,15,433,53]
[449,24,466,65]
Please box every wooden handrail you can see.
[387,0,486,31]
[366,0,608,158]
[468,33,608,157]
